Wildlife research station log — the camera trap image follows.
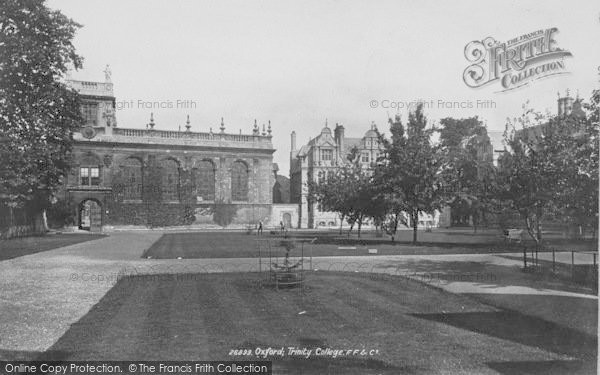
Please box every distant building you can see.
[289,121,383,228]
[60,73,275,231]
[513,91,587,148]
[272,164,291,204]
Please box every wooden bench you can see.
[505,229,523,243]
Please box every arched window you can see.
[122,157,142,200]
[231,161,248,201]
[160,159,180,201]
[194,160,215,202]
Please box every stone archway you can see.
[79,199,102,232]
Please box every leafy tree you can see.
[438,116,496,231]
[371,163,407,241]
[0,0,83,223]
[342,147,381,237]
[554,97,598,237]
[307,147,381,238]
[499,105,554,244]
[438,117,485,149]
[45,198,76,228]
[574,95,600,237]
[378,104,444,243]
[499,99,597,244]
[307,168,352,234]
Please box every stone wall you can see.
[270,204,300,229]
[61,143,274,228]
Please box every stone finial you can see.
[253,119,260,135]
[210,127,213,133]
[185,115,191,132]
[220,117,225,133]
[262,124,266,136]
[325,118,328,127]
[104,64,112,83]
[148,112,155,129]
[267,120,272,136]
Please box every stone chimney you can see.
[334,123,345,156]
[557,90,574,117]
[291,131,297,151]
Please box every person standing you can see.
[258,220,263,235]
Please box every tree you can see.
[573,95,600,237]
[307,169,352,234]
[438,116,497,232]
[371,163,408,241]
[0,0,83,224]
[498,99,598,244]
[378,104,444,243]
[307,147,379,238]
[553,97,598,238]
[499,105,555,245]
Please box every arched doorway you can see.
[283,212,292,229]
[79,199,102,232]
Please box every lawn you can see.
[0,233,106,261]
[141,231,597,259]
[39,272,595,374]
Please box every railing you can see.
[521,243,598,291]
[68,80,113,96]
[112,128,262,143]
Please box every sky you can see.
[48,0,600,176]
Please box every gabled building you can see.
[514,92,587,148]
[289,121,382,228]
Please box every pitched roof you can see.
[344,137,362,152]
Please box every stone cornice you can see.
[73,139,276,155]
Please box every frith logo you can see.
[463,28,572,92]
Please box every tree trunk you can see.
[525,216,538,244]
[339,214,344,235]
[412,211,418,244]
[42,209,49,231]
[357,216,362,238]
[392,214,398,242]
[536,207,542,243]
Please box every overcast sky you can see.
[48,0,600,176]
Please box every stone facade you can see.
[289,121,383,228]
[61,78,275,231]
